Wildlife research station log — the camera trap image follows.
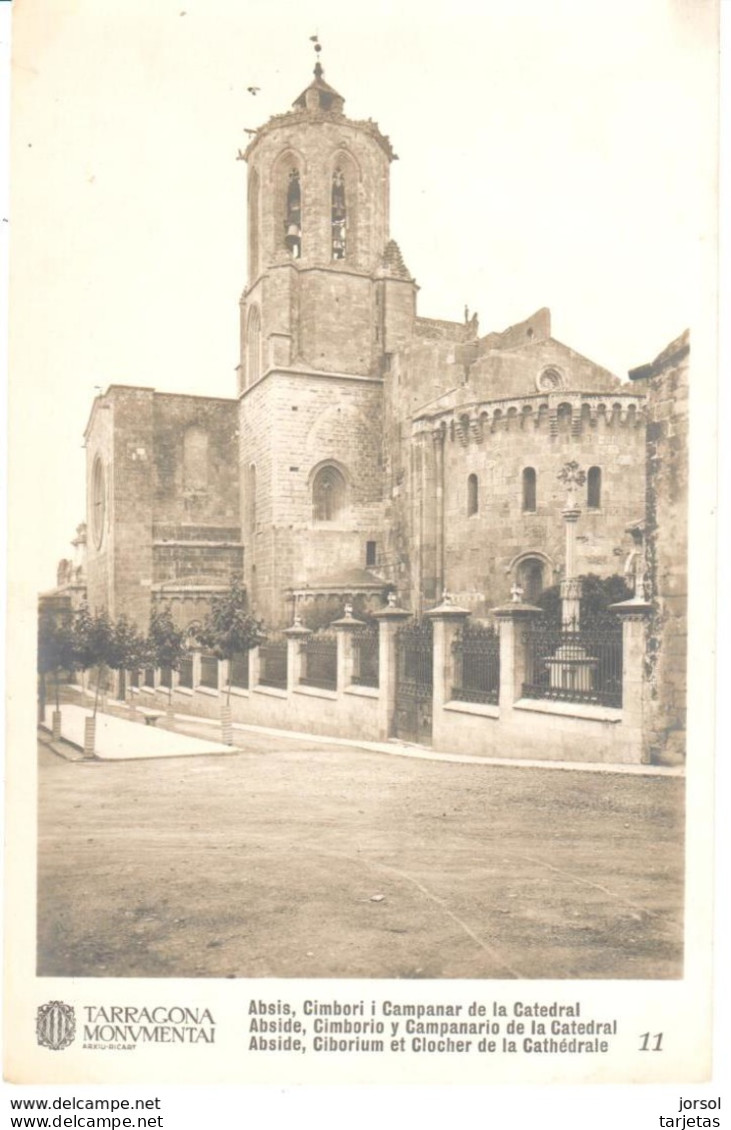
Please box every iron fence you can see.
[229,652,250,690]
[352,625,379,688]
[258,635,288,690]
[199,654,219,690]
[396,618,433,690]
[451,621,500,705]
[159,666,173,690]
[300,631,338,691]
[522,616,623,708]
[144,667,156,689]
[178,658,194,689]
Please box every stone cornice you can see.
[243,109,396,161]
[414,390,647,443]
[240,367,384,398]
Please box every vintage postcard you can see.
[3,0,720,1090]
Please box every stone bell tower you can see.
[238,57,416,624]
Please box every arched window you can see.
[91,456,106,549]
[183,426,208,491]
[467,473,478,516]
[587,466,602,509]
[247,464,256,532]
[312,464,347,522]
[248,167,260,278]
[331,170,346,259]
[247,305,261,387]
[284,168,301,258]
[518,557,545,603]
[522,467,537,512]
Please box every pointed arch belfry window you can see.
[248,167,260,278]
[332,169,346,259]
[285,168,301,258]
[246,305,261,387]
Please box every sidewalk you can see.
[54,691,685,776]
[42,704,233,760]
[173,710,685,778]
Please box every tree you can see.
[536,573,633,628]
[38,612,77,713]
[198,579,265,705]
[71,604,116,718]
[147,605,187,705]
[110,615,148,698]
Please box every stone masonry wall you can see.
[85,387,241,633]
[84,392,119,616]
[435,405,647,614]
[240,370,384,625]
[631,333,689,764]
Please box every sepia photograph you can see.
[3,0,719,1087]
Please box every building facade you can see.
[79,63,652,633]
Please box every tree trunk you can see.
[221,702,233,746]
[92,667,101,718]
[83,716,96,758]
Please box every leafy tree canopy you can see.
[38,613,77,677]
[198,579,265,661]
[147,605,187,672]
[536,573,632,626]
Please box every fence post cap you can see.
[331,614,366,629]
[283,624,312,638]
[491,602,544,619]
[372,603,412,621]
[608,599,652,617]
[425,598,470,619]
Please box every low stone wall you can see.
[108,597,651,765]
[130,652,381,743]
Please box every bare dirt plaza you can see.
[37,733,684,981]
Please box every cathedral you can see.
[78,60,649,634]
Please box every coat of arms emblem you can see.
[36,1001,76,1050]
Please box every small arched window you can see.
[183,426,208,491]
[522,467,537,512]
[518,557,545,603]
[332,170,346,259]
[313,465,347,522]
[467,473,478,516]
[587,466,602,509]
[285,168,301,258]
[247,306,261,387]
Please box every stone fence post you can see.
[249,645,261,688]
[425,595,470,715]
[331,604,365,692]
[492,600,543,711]
[609,598,652,762]
[284,619,311,692]
[373,597,412,741]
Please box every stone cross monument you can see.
[557,460,587,630]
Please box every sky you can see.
[7,0,718,592]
